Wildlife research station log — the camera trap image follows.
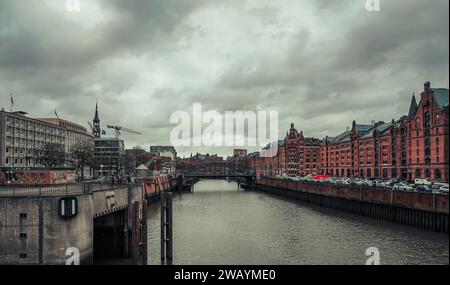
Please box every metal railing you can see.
[0,183,86,197]
[0,178,142,197]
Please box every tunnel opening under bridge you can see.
[93,209,130,263]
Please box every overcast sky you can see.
[0,0,448,157]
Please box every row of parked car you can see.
[276,174,449,195]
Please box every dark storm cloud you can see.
[0,0,448,157]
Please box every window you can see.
[435,169,442,180]
[415,169,421,178]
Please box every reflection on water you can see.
[146,179,449,265]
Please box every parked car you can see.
[375,181,387,188]
[392,184,403,191]
[415,185,432,193]
[431,184,442,192]
[414,178,431,185]
[439,185,449,194]
[393,183,414,192]
[402,184,414,192]
[385,179,399,187]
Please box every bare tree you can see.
[69,141,94,181]
[39,143,66,169]
[124,147,149,175]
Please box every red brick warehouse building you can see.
[249,81,449,183]
[248,123,321,178]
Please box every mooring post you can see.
[166,192,173,265]
[160,191,173,265]
[123,209,129,258]
[132,201,140,265]
[142,201,148,265]
[160,192,166,265]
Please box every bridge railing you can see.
[0,183,87,197]
[182,170,256,176]
[0,177,146,197]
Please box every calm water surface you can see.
[146,179,449,265]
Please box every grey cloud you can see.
[0,0,448,157]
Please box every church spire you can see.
[94,102,99,121]
[93,102,101,138]
[408,92,418,118]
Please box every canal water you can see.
[146,179,449,265]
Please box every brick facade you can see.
[249,82,449,183]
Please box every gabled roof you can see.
[355,124,374,133]
[136,164,149,170]
[432,89,449,109]
[304,137,322,145]
[360,123,392,139]
[376,123,392,134]
[331,131,351,143]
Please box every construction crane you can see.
[107,125,142,139]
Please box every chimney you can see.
[371,120,376,125]
[424,81,431,91]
